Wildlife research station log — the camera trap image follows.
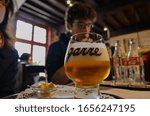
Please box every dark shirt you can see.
[0,48,19,98]
[46,33,70,82]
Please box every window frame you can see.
[15,18,52,65]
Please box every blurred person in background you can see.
[0,0,19,98]
[15,53,32,93]
[46,2,97,84]
[20,53,32,65]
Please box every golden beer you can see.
[64,60,110,87]
[64,32,111,98]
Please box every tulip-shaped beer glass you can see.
[64,32,111,98]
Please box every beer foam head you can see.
[66,42,110,62]
[71,42,106,48]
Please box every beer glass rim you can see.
[71,32,103,42]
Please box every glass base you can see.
[74,86,101,99]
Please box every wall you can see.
[108,29,150,47]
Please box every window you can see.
[15,42,31,56]
[15,20,48,65]
[16,20,32,41]
[33,45,45,65]
[33,26,46,44]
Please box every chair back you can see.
[22,64,45,90]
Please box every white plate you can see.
[16,84,121,99]
[50,85,74,99]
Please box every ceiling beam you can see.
[56,0,67,7]
[99,0,148,14]
[96,0,148,25]
[96,0,150,37]
[46,0,66,13]
[17,11,58,28]
[19,7,60,26]
[118,11,130,25]
[111,20,150,37]
[23,3,63,23]
[28,0,64,20]
[104,15,121,29]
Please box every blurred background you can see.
[14,0,150,65]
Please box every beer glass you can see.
[64,32,111,98]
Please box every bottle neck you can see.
[113,41,125,58]
[128,40,140,57]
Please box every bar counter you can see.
[100,86,150,99]
[100,80,150,99]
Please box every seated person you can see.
[46,2,97,84]
[20,53,32,65]
[16,53,46,91]
[0,0,19,98]
[15,53,32,92]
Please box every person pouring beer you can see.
[46,2,97,84]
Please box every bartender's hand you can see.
[51,66,71,85]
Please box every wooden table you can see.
[100,81,150,99]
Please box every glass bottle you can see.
[112,40,127,85]
[127,39,145,86]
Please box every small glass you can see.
[64,32,111,98]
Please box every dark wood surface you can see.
[22,64,45,91]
